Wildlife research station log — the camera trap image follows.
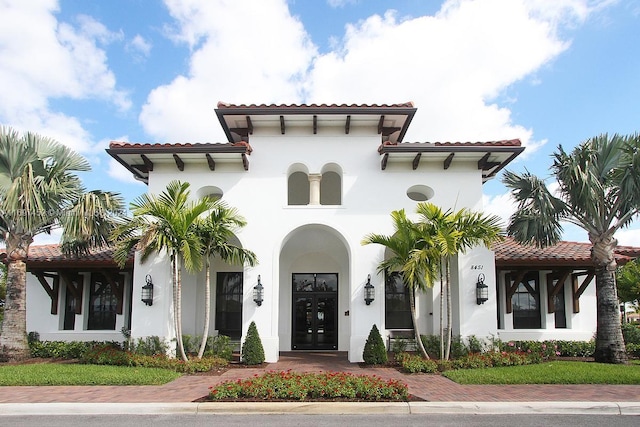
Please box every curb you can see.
[1,401,639,416]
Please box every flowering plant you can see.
[208,370,409,401]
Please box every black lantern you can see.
[364,274,375,305]
[253,275,264,306]
[142,274,154,306]
[476,273,488,305]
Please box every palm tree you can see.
[112,180,212,361]
[503,133,640,364]
[194,200,257,359]
[362,209,439,359]
[0,127,124,360]
[415,203,504,359]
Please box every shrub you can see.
[29,339,119,360]
[555,340,595,357]
[363,324,388,365]
[396,352,438,373]
[390,337,409,354]
[420,335,441,358]
[241,321,265,365]
[128,336,169,356]
[627,343,640,357]
[81,344,228,373]
[622,323,640,346]
[208,371,408,401]
[204,335,234,361]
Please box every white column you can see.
[308,174,322,205]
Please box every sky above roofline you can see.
[1,0,638,245]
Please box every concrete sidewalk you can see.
[1,352,639,415]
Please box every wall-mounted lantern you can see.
[476,273,488,305]
[142,274,154,306]
[364,274,375,305]
[253,275,264,307]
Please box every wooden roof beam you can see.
[173,154,184,171]
[280,115,285,134]
[412,153,421,170]
[377,115,385,134]
[34,272,59,315]
[444,153,454,169]
[246,115,253,134]
[205,153,215,171]
[313,115,317,134]
[381,153,389,170]
[345,115,351,134]
[478,153,501,170]
[242,153,249,171]
[572,270,594,313]
[140,154,154,171]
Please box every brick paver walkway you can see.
[1,352,639,403]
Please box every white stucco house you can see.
[18,102,640,362]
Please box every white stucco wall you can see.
[132,126,491,362]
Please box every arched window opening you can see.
[288,171,310,205]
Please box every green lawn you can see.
[443,361,640,385]
[0,363,181,386]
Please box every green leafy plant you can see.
[81,344,227,373]
[204,335,234,361]
[208,371,408,401]
[362,324,387,365]
[241,321,265,365]
[395,352,438,373]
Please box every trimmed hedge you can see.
[363,324,388,365]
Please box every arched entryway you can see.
[278,224,351,351]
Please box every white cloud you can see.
[107,158,147,186]
[140,0,605,150]
[140,0,317,142]
[0,0,130,152]
[327,0,359,8]
[126,34,152,61]
[616,227,640,247]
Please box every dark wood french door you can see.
[291,273,338,350]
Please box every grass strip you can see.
[0,363,181,386]
[443,361,640,385]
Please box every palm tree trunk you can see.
[594,266,627,363]
[410,287,430,359]
[175,256,188,362]
[197,259,211,359]
[439,259,444,360]
[0,257,30,360]
[591,235,627,364]
[445,257,453,361]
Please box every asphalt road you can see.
[1,414,640,427]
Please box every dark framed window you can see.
[87,273,118,330]
[63,275,81,331]
[215,272,243,340]
[510,272,541,329]
[547,273,567,329]
[385,272,413,329]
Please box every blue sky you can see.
[1,0,639,245]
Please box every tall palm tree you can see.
[503,133,640,364]
[0,127,124,360]
[112,180,212,361]
[362,209,439,359]
[194,201,257,359]
[415,203,504,360]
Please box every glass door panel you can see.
[292,273,338,350]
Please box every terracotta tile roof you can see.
[493,237,640,268]
[215,102,415,109]
[380,139,522,150]
[108,141,251,152]
[1,245,133,269]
